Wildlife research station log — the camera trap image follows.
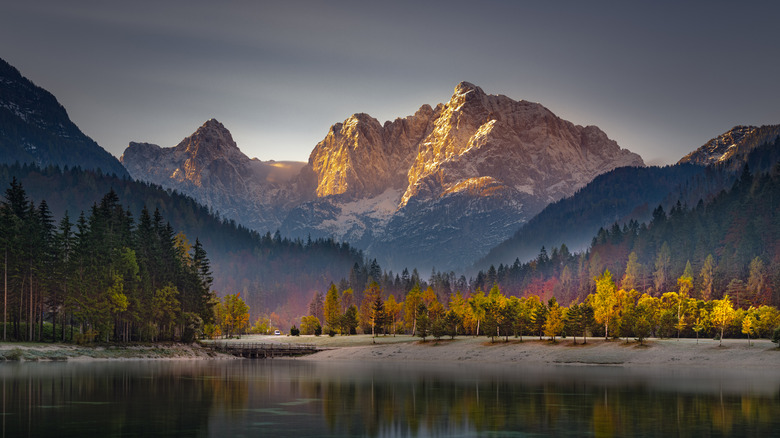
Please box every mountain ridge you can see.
[122,82,645,271]
[0,58,128,177]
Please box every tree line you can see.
[283,164,780,344]
[295,270,780,346]
[0,162,366,331]
[0,179,215,342]
[469,164,780,309]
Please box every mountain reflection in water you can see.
[1,359,778,437]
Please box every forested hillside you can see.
[0,58,129,177]
[0,164,365,331]
[472,163,780,308]
[480,132,780,269]
[477,164,717,266]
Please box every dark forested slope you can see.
[0,163,364,326]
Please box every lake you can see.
[1,359,778,437]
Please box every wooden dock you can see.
[209,342,321,359]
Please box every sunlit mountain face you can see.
[123,82,642,271]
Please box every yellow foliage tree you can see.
[592,270,617,339]
[712,295,735,346]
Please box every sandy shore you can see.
[0,342,236,361]
[4,335,778,367]
[270,334,780,369]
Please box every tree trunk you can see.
[3,250,6,341]
[29,271,33,342]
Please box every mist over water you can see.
[2,359,778,437]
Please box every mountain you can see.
[678,125,780,168]
[471,159,780,308]
[123,82,644,271]
[478,125,780,271]
[0,58,128,177]
[121,119,311,232]
[476,163,713,269]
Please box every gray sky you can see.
[1,1,778,165]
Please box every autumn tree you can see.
[300,315,322,335]
[653,242,671,293]
[219,292,250,338]
[308,291,325,324]
[747,257,767,305]
[622,251,642,291]
[712,295,735,346]
[592,270,617,339]
[699,254,715,300]
[404,284,422,335]
[384,295,402,336]
[544,297,564,342]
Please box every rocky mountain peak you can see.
[307,106,437,199]
[399,82,643,207]
[677,124,780,168]
[180,119,239,155]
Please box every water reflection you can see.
[1,360,779,437]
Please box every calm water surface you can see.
[1,359,778,437]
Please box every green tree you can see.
[530,300,547,340]
[340,305,359,335]
[152,284,181,341]
[443,309,461,339]
[323,283,341,332]
[371,294,386,338]
[415,303,429,341]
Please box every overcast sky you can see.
[1,1,778,165]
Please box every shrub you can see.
[290,325,300,336]
[772,326,780,346]
[3,348,23,361]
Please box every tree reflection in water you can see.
[1,360,779,437]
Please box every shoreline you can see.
[292,335,780,369]
[0,342,237,361]
[2,335,778,368]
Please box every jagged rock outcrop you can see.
[0,57,128,177]
[401,82,643,208]
[678,125,780,168]
[308,105,437,198]
[284,82,643,270]
[121,119,309,232]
